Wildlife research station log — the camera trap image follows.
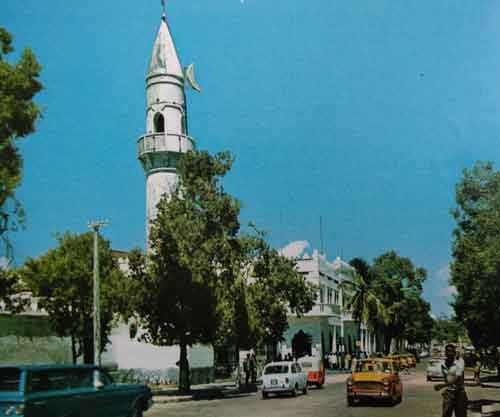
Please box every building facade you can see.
[280,250,377,358]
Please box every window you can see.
[319,287,324,304]
[327,288,332,304]
[27,370,70,393]
[153,113,165,133]
[181,115,187,135]
[0,368,21,392]
[334,290,339,305]
[264,365,289,375]
[68,369,95,389]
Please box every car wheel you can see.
[347,397,354,406]
[262,391,269,400]
[316,382,324,389]
[130,404,143,417]
[391,390,399,405]
[302,384,308,395]
[426,376,432,382]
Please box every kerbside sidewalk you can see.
[151,373,350,404]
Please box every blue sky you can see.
[3,0,500,315]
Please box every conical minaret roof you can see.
[148,15,183,79]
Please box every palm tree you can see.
[340,258,387,354]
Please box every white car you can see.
[261,361,308,399]
[426,358,443,381]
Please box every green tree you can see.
[432,316,467,345]
[128,150,241,394]
[340,257,387,353]
[247,237,316,359]
[0,27,42,255]
[370,250,429,353]
[20,232,125,364]
[451,161,500,360]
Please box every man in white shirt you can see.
[434,344,468,417]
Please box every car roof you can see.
[360,358,393,363]
[265,361,294,367]
[0,364,97,371]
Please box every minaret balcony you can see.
[137,133,195,158]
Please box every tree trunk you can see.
[83,336,94,364]
[357,323,362,356]
[71,334,77,364]
[178,340,191,394]
[384,333,392,355]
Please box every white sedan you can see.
[261,361,308,399]
[426,358,444,381]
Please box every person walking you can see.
[345,352,352,371]
[243,353,250,387]
[434,344,468,417]
[250,352,258,384]
[473,352,481,386]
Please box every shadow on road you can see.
[481,375,500,389]
[468,399,500,413]
[153,383,259,402]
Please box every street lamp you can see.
[88,219,108,366]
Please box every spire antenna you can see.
[161,0,167,20]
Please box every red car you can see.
[297,356,325,388]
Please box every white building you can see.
[280,249,377,358]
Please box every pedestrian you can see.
[345,352,352,371]
[277,352,283,362]
[473,352,481,386]
[243,353,250,387]
[250,352,257,384]
[351,355,357,372]
[434,343,468,417]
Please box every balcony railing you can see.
[137,133,195,158]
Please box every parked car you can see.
[426,358,444,381]
[0,364,153,417]
[347,358,403,405]
[386,354,408,372]
[401,354,417,368]
[261,361,308,399]
[419,350,430,359]
[297,356,325,388]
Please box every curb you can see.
[153,395,196,404]
[482,404,500,417]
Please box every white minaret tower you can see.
[137,8,195,244]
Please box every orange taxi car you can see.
[386,354,408,372]
[402,353,417,368]
[347,359,403,406]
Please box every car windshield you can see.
[0,368,21,392]
[355,362,392,373]
[264,365,289,375]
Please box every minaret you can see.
[137,10,194,244]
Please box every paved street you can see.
[145,364,500,417]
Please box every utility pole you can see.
[88,219,108,366]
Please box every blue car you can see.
[0,364,153,417]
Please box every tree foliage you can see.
[451,161,500,350]
[359,251,431,352]
[0,27,42,255]
[20,232,125,364]
[246,236,315,355]
[432,316,468,345]
[128,150,241,393]
[341,257,387,348]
